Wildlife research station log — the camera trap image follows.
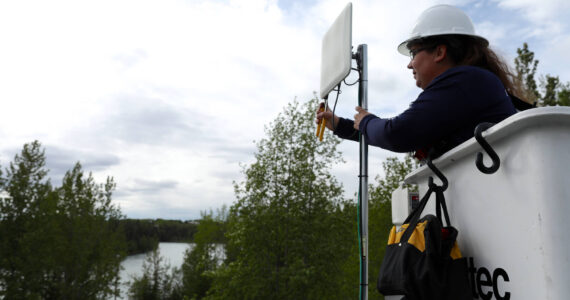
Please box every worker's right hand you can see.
[315,103,339,131]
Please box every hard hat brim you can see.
[397,33,489,56]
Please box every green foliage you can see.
[369,156,417,204]
[122,219,160,254]
[540,75,560,106]
[515,42,540,104]
[120,219,198,255]
[155,219,199,243]
[539,75,570,107]
[515,43,570,106]
[128,248,183,300]
[205,98,353,300]
[0,141,54,298]
[558,83,570,106]
[0,141,126,299]
[192,207,228,245]
[53,163,125,298]
[179,209,227,299]
[367,156,417,299]
[125,209,227,300]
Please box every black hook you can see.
[426,154,448,192]
[474,122,500,174]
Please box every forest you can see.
[0,44,568,299]
[121,219,199,255]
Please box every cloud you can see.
[47,146,120,174]
[113,49,149,70]
[480,0,570,80]
[120,179,179,194]
[484,0,569,46]
[99,94,201,146]
[493,0,570,26]
[0,144,120,186]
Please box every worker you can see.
[316,4,525,159]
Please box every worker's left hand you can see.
[353,106,370,130]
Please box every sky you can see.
[1,0,569,220]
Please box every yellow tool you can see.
[316,102,327,141]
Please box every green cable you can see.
[357,187,362,300]
[357,132,364,300]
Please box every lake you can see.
[119,242,192,299]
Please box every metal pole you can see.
[357,44,369,300]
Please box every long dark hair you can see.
[408,35,524,98]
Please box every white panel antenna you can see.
[319,3,352,99]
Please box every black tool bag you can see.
[377,182,471,300]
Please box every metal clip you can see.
[427,155,448,192]
[474,122,500,174]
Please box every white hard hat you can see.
[397,4,488,56]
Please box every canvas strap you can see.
[400,180,451,243]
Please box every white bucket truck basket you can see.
[391,107,570,300]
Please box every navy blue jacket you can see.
[334,65,516,155]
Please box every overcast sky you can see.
[1,0,569,220]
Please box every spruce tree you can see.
[0,141,53,298]
[0,141,126,299]
[515,42,540,104]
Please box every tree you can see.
[205,98,353,299]
[539,74,570,107]
[514,42,540,104]
[50,162,126,299]
[179,209,226,299]
[540,75,560,107]
[367,156,417,299]
[122,219,160,255]
[128,248,182,300]
[127,208,229,300]
[558,83,570,106]
[0,141,54,298]
[515,43,570,107]
[0,141,126,299]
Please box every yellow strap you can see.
[387,221,428,252]
[450,242,463,259]
[387,222,464,259]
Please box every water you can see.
[119,242,192,299]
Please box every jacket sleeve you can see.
[333,117,359,142]
[359,88,460,152]
[331,93,451,151]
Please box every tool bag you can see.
[377,181,471,300]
